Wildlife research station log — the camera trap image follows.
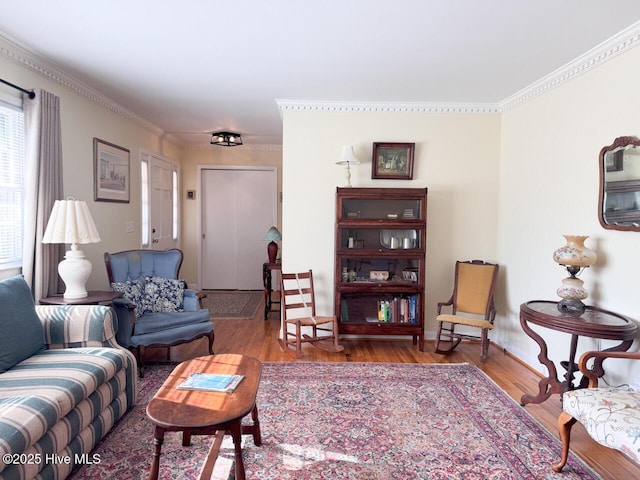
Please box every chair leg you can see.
[434,322,461,354]
[332,318,342,351]
[480,328,490,362]
[295,321,303,358]
[278,322,304,358]
[434,320,444,352]
[206,330,215,355]
[552,411,578,472]
[136,346,146,378]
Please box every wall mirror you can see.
[598,136,640,231]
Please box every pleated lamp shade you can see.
[42,198,101,299]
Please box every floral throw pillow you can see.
[142,276,185,313]
[111,279,146,317]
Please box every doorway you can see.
[200,166,277,290]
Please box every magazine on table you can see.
[177,373,244,392]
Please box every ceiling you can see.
[2,1,640,147]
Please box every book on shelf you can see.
[376,295,417,323]
[177,373,244,393]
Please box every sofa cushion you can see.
[564,387,640,463]
[0,348,129,462]
[111,278,146,317]
[133,309,210,335]
[143,275,184,312]
[0,275,45,373]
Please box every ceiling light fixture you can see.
[210,131,243,147]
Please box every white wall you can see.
[497,45,640,384]
[281,110,502,335]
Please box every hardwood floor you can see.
[148,302,638,480]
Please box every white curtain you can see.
[22,89,64,300]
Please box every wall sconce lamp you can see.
[42,198,101,299]
[210,131,243,147]
[552,235,597,314]
[263,226,282,263]
[336,145,360,187]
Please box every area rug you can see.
[68,362,599,480]
[201,290,262,318]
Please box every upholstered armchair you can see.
[553,350,640,472]
[104,249,214,376]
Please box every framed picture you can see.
[372,142,415,180]
[94,138,130,203]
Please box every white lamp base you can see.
[344,163,353,187]
[58,248,92,299]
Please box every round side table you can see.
[519,300,637,406]
[39,290,122,306]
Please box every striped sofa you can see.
[0,304,137,480]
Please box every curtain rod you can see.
[0,78,35,99]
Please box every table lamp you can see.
[263,226,282,263]
[42,198,101,298]
[552,235,597,314]
[336,145,360,187]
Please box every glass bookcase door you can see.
[338,227,421,251]
[341,198,423,220]
[338,256,420,284]
[340,292,421,325]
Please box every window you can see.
[0,96,24,267]
[172,170,178,240]
[141,156,150,247]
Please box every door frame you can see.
[197,165,278,289]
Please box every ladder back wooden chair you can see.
[279,270,344,358]
[434,260,499,362]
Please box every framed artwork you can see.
[94,138,130,203]
[372,142,415,180]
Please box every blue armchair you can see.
[104,249,214,376]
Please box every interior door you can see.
[201,167,276,290]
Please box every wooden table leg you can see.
[263,264,271,320]
[251,404,261,446]
[520,316,565,406]
[182,430,192,446]
[230,420,246,480]
[148,426,165,480]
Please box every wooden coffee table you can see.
[146,354,262,480]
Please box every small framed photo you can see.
[372,142,415,180]
[94,138,130,203]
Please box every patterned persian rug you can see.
[69,362,599,480]
[201,290,262,318]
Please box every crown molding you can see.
[0,33,165,137]
[276,99,500,115]
[499,20,640,111]
[279,21,640,116]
